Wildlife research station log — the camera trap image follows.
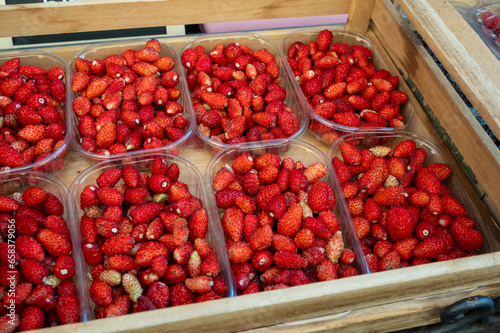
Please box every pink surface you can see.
[200,15,348,33]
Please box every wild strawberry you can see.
[19,258,49,284]
[315,259,338,281]
[0,142,25,168]
[145,282,169,309]
[90,280,113,306]
[0,57,20,74]
[37,229,71,257]
[393,139,416,158]
[129,202,164,224]
[19,306,44,331]
[221,206,244,242]
[378,250,401,271]
[315,29,333,52]
[386,207,414,242]
[441,196,467,217]
[413,237,448,259]
[170,196,202,218]
[122,272,143,302]
[372,240,392,259]
[276,203,303,237]
[55,293,80,324]
[450,220,483,252]
[415,168,441,195]
[339,141,361,165]
[372,186,408,207]
[273,251,307,269]
[81,243,103,266]
[54,256,75,280]
[228,241,254,264]
[170,283,195,307]
[80,187,100,212]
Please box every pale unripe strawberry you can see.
[99,269,122,287]
[122,272,143,302]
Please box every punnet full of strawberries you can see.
[0,58,67,172]
[79,157,228,318]
[332,138,484,272]
[181,41,301,144]
[0,187,80,331]
[212,152,361,294]
[72,39,188,156]
[479,9,500,44]
[286,29,409,143]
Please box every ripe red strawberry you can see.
[450,220,483,252]
[97,186,124,206]
[273,251,307,269]
[249,224,273,251]
[392,237,419,261]
[146,282,169,309]
[413,237,448,259]
[378,250,401,271]
[37,228,71,258]
[96,168,123,188]
[19,306,45,331]
[276,203,303,237]
[55,293,80,324]
[415,168,441,195]
[16,236,45,261]
[170,283,195,307]
[90,280,113,306]
[393,139,416,157]
[372,186,408,207]
[339,141,361,165]
[19,258,49,284]
[0,142,25,168]
[442,196,467,217]
[315,259,338,281]
[0,194,20,212]
[228,241,254,264]
[221,206,244,242]
[385,207,414,242]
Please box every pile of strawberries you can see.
[0,58,67,172]
[79,157,228,318]
[332,138,484,271]
[285,30,409,143]
[181,41,301,145]
[0,187,80,331]
[211,152,360,294]
[479,9,500,44]
[72,39,188,156]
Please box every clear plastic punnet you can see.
[327,131,500,268]
[450,0,500,59]
[0,50,72,175]
[69,38,195,164]
[0,171,88,324]
[68,150,234,320]
[205,138,370,291]
[179,33,308,156]
[279,28,416,144]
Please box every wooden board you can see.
[0,0,351,38]
[371,0,500,225]
[394,0,500,140]
[49,24,500,331]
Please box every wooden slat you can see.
[30,253,500,332]
[0,0,351,38]
[371,0,500,224]
[344,0,375,34]
[394,0,500,142]
[244,284,500,332]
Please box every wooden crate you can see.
[1,0,499,331]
